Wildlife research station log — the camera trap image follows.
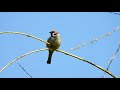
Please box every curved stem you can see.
[0,48,49,73]
[0,31,117,78]
[56,49,117,78]
[0,32,50,45]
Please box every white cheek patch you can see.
[57,34,60,36]
[52,33,56,37]
[51,32,60,37]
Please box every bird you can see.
[46,30,61,64]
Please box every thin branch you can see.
[102,44,120,78]
[56,49,117,78]
[71,27,120,50]
[18,63,32,78]
[110,12,120,15]
[0,31,117,78]
[0,32,49,45]
[0,46,117,78]
[0,48,49,73]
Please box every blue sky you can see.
[0,12,120,78]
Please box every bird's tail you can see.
[47,50,54,64]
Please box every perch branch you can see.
[56,49,117,78]
[0,31,117,78]
[0,31,49,45]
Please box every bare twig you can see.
[0,48,49,73]
[0,31,117,78]
[71,27,120,50]
[0,32,49,45]
[102,44,120,78]
[110,12,120,15]
[56,49,117,78]
[0,47,117,78]
[18,63,32,78]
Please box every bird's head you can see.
[49,31,60,38]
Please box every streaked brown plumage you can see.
[46,31,61,64]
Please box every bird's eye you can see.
[54,33,56,35]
